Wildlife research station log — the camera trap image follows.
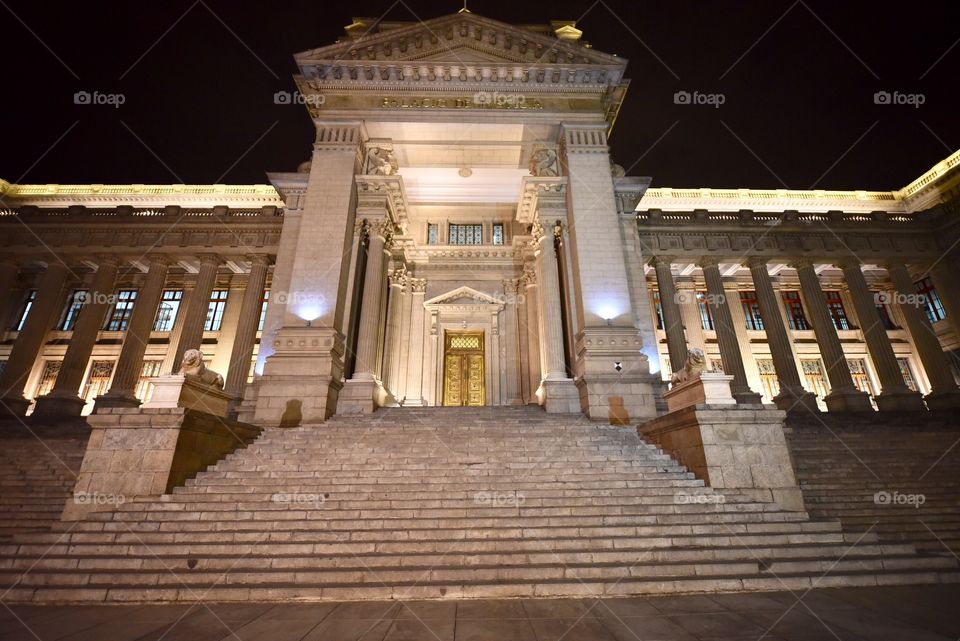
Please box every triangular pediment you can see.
[424,286,502,306]
[295,13,624,68]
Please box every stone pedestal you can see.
[254,326,344,426]
[576,326,660,422]
[540,377,581,414]
[143,375,234,418]
[665,373,737,412]
[31,393,87,418]
[63,406,260,521]
[338,377,388,414]
[639,406,804,511]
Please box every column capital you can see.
[246,253,274,267]
[789,258,816,271]
[835,257,862,271]
[503,278,521,295]
[92,254,122,268]
[409,278,427,294]
[196,253,222,267]
[648,254,675,268]
[744,256,769,270]
[697,256,721,269]
[144,253,172,268]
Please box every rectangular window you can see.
[36,361,61,397]
[897,357,917,392]
[782,291,810,330]
[653,291,664,330]
[824,291,851,330]
[427,223,439,245]
[153,289,183,332]
[874,292,898,330]
[59,290,89,331]
[740,291,764,330]
[801,359,829,404]
[13,290,36,331]
[106,290,137,331]
[492,223,505,246]
[82,361,114,406]
[204,289,229,331]
[448,223,482,245]
[847,358,875,396]
[756,359,780,401]
[135,360,164,403]
[660,355,672,381]
[258,290,269,332]
[696,292,715,330]
[914,277,946,323]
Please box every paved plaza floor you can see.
[0,584,958,641]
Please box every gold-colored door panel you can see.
[442,332,485,407]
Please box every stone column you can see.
[533,221,579,413]
[523,266,542,403]
[700,260,762,404]
[502,279,523,404]
[746,258,817,412]
[839,260,925,411]
[0,261,69,416]
[0,259,19,332]
[383,266,406,402]
[224,255,271,404]
[887,261,960,409]
[403,278,427,406]
[676,283,706,358]
[352,219,390,378]
[33,256,121,417]
[94,255,169,410]
[793,260,873,412]
[170,253,220,372]
[338,219,391,414]
[650,256,688,372]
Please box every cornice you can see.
[0,183,284,209]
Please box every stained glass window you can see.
[449,224,482,245]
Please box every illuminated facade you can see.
[2,12,960,423]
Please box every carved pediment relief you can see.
[424,285,503,306]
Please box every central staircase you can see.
[1,406,956,602]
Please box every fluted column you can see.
[746,258,817,412]
[650,256,688,373]
[523,266,542,401]
[502,279,522,405]
[383,266,406,401]
[0,261,69,416]
[793,260,873,412]
[353,220,390,378]
[840,260,925,411]
[224,255,271,402]
[403,278,427,405]
[887,261,960,409]
[0,259,19,332]
[33,256,121,417]
[95,255,169,410]
[535,222,568,379]
[701,260,762,404]
[170,253,220,372]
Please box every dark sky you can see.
[2,0,958,191]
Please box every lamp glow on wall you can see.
[594,301,625,326]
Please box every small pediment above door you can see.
[425,286,502,306]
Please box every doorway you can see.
[442,331,485,406]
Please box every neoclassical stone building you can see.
[2,12,960,424]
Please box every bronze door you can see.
[442,332,485,406]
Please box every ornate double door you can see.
[442,331,485,406]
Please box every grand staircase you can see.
[1,407,957,602]
[786,412,960,557]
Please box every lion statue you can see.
[179,349,224,389]
[670,348,707,385]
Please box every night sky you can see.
[3,0,958,191]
